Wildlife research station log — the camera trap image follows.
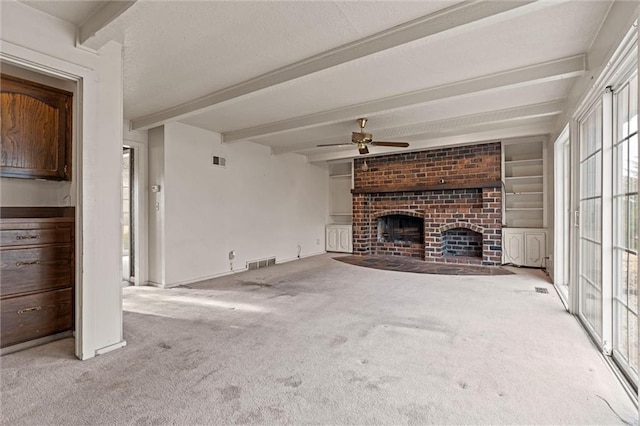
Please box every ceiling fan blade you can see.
[317,143,352,147]
[371,141,410,147]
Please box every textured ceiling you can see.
[20,0,617,161]
[19,0,106,25]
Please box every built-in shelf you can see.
[328,161,353,225]
[502,140,545,231]
[504,159,543,166]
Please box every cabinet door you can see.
[1,74,72,180]
[503,231,524,265]
[326,227,339,252]
[525,232,546,267]
[338,227,352,253]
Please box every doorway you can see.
[122,147,134,285]
[554,126,571,304]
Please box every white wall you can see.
[149,122,327,287]
[147,126,165,285]
[545,136,555,278]
[1,1,125,359]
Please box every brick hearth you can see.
[352,143,502,266]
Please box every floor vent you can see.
[247,257,276,270]
[535,287,549,294]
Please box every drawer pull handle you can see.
[16,235,39,240]
[16,260,40,266]
[17,306,41,314]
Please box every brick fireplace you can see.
[352,143,502,266]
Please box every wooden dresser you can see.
[1,207,74,349]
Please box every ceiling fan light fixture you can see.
[358,143,369,155]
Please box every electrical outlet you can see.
[316,238,320,245]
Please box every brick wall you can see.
[352,142,502,266]
[354,143,501,190]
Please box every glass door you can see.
[578,101,604,343]
[122,147,134,284]
[612,72,638,385]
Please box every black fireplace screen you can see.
[377,215,424,244]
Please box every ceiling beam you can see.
[305,120,554,163]
[130,0,541,130]
[224,55,584,143]
[78,1,137,49]
[272,100,564,155]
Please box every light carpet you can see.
[1,253,637,425]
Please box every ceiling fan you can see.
[317,118,410,155]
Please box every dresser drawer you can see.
[1,288,73,348]
[1,245,73,297]
[0,224,73,247]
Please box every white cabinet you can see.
[502,229,546,267]
[326,225,352,253]
[503,231,524,265]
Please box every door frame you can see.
[123,130,148,286]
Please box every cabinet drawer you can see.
[1,245,73,296]
[1,288,73,348]
[1,225,72,247]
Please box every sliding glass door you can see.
[578,102,604,343]
[612,72,638,385]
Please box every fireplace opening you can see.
[442,228,482,258]
[377,214,424,244]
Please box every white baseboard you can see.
[278,250,327,264]
[150,251,330,288]
[95,340,127,356]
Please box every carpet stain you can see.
[239,281,273,288]
[236,406,284,424]
[235,409,264,424]
[74,371,94,384]
[458,381,469,389]
[330,335,348,347]
[220,385,242,402]
[400,403,435,425]
[157,342,171,350]
[366,375,401,390]
[134,416,169,426]
[194,368,220,386]
[345,370,368,384]
[277,375,302,388]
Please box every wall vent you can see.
[212,156,226,167]
[247,257,276,270]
